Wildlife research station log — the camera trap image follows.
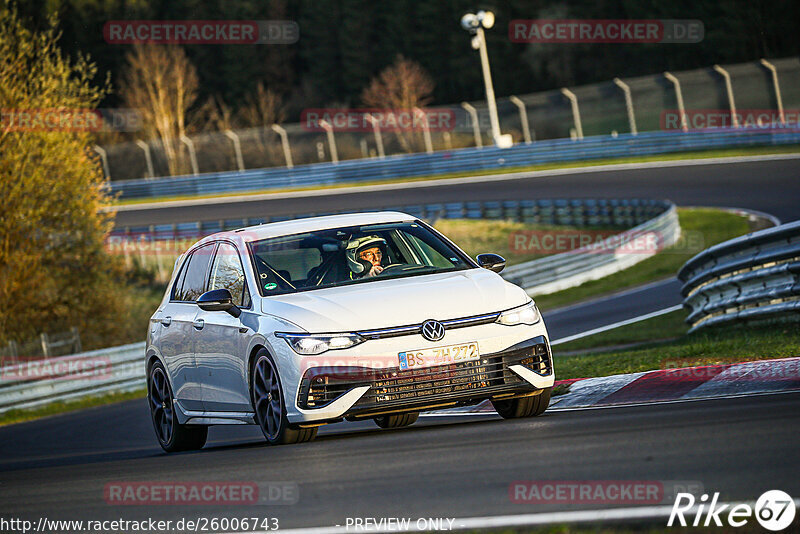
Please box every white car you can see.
[146,212,554,451]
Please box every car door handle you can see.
[161,317,172,326]
[192,319,205,330]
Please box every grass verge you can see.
[554,309,688,353]
[0,388,145,427]
[553,321,800,381]
[111,144,800,207]
[533,208,754,311]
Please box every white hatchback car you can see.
[146,212,554,451]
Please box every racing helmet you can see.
[346,235,387,275]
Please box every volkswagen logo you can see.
[421,319,445,342]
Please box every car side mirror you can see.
[476,253,506,273]
[197,289,241,318]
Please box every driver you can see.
[346,235,388,278]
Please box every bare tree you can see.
[361,56,435,153]
[238,82,286,127]
[120,45,198,176]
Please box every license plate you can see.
[398,342,480,371]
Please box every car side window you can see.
[176,243,216,302]
[170,254,191,301]
[209,242,249,308]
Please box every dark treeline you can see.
[17,0,800,119]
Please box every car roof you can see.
[193,211,418,247]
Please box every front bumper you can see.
[294,336,553,422]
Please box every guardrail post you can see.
[94,145,110,181]
[759,59,786,125]
[224,129,245,172]
[365,114,385,159]
[179,134,199,176]
[270,124,294,168]
[612,78,638,135]
[135,140,155,179]
[70,326,82,354]
[461,102,482,148]
[319,120,338,163]
[509,95,533,143]
[713,65,739,128]
[40,333,50,358]
[560,88,583,140]
[664,72,688,132]
[414,107,434,154]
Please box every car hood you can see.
[260,268,529,332]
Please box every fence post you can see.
[414,107,434,154]
[135,140,155,178]
[664,72,688,132]
[94,145,110,181]
[71,326,82,354]
[509,95,533,143]
[40,333,50,358]
[461,102,483,148]
[179,134,199,175]
[270,124,294,168]
[365,114,385,159]
[224,129,245,171]
[713,64,738,128]
[613,78,638,135]
[319,120,338,163]
[560,88,583,140]
[759,59,785,125]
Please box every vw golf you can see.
[146,212,554,451]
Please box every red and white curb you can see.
[423,357,800,416]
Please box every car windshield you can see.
[248,221,472,296]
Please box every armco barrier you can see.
[678,220,800,331]
[5,199,678,413]
[505,203,680,295]
[109,128,800,200]
[114,198,678,296]
[0,343,145,414]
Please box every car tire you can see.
[374,412,420,429]
[148,361,208,453]
[251,349,317,445]
[491,388,552,419]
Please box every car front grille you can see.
[297,336,552,416]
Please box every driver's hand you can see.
[366,265,384,277]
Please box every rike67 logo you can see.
[668,490,796,531]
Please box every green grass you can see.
[534,208,754,311]
[554,322,800,381]
[111,144,800,207]
[554,309,689,353]
[433,219,613,267]
[0,388,145,427]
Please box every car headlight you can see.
[496,301,540,326]
[275,332,366,355]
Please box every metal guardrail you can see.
[505,203,680,295]
[5,199,677,414]
[109,128,800,200]
[678,220,800,331]
[0,343,145,414]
